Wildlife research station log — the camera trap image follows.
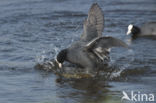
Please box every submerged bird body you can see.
[56,3,128,72]
[57,37,127,72]
[141,22,156,36]
[127,22,156,39]
[58,41,106,71]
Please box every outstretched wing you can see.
[85,36,128,50]
[84,36,128,61]
[81,3,104,42]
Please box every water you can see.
[0,0,156,103]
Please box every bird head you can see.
[55,49,67,68]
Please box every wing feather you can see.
[85,36,128,50]
[81,3,104,41]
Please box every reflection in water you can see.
[55,78,119,103]
[0,0,156,103]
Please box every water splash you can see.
[35,50,48,63]
[35,44,60,64]
[106,48,135,80]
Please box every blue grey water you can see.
[0,0,156,103]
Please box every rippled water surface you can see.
[0,0,156,103]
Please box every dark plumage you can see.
[56,49,67,63]
[127,22,156,39]
[56,3,128,73]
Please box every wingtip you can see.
[91,3,100,9]
[107,36,129,49]
[118,39,129,48]
[123,43,129,49]
[89,3,104,36]
[92,3,98,6]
